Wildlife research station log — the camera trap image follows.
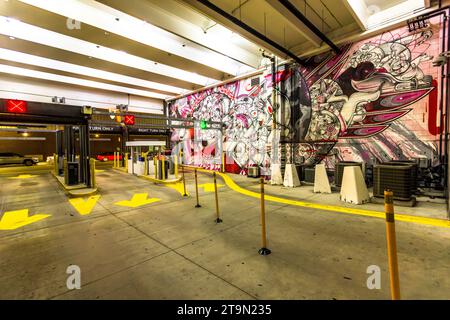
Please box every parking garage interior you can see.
[0,0,450,305]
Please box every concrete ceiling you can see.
[0,0,438,103]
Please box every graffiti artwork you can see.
[170,20,443,175]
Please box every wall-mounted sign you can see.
[6,99,27,113]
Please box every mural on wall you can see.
[282,22,441,168]
[170,76,273,174]
[170,18,443,175]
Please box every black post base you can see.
[258,248,271,256]
[215,218,223,224]
[183,194,188,197]
[195,204,202,208]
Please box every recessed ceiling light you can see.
[0,48,185,94]
[18,0,255,76]
[0,63,175,99]
[8,36,15,40]
[0,16,216,85]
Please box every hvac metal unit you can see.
[373,164,415,201]
[303,167,315,183]
[335,161,363,187]
[385,160,418,192]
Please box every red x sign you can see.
[6,99,27,113]
[124,115,135,125]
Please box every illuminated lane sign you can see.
[124,115,135,125]
[6,99,27,113]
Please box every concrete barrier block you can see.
[283,164,301,188]
[270,163,283,185]
[340,166,370,204]
[314,164,331,194]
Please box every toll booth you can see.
[126,141,166,176]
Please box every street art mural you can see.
[170,76,273,174]
[170,18,443,176]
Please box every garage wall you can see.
[0,131,56,160]
[0,74,164,114]
[170,18,444,175]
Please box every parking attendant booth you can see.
[126,141,166,176]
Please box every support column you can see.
[79,124,91,187]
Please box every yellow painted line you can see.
[69,195,101,216]
[115,193,160,208]
[185,166,450,229]
[0,209,50,230]
[95,169,105,173]
[198,183,225,192]
[8,174,37,179]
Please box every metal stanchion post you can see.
[385,189,400,300]
[258,177,271,255]
[154,156,157,179]
[90,158,96,188]
[222,151,225,173]
[162,157,166,180]
[213,172,222,223]
[194,168,201,208]
[181,165,188,197]
[144,154,148,176]
[174,155,179,179]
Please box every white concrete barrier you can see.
[270,163,283,185]
[283,164,301,188]
[314,164,331,194]
[340,166,369,204]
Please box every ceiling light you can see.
[19,0,254,76]
[0,64,175,100]
[0,48,186,94]
[0,16,216,86]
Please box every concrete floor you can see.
[0,166,449,299]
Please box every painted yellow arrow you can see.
[0,209,50,230]
[198,183,225,192]
[115,193,160,208]
[8,174,37,179]
[167,182,189,196]
[69,195,101,216]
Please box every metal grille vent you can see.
[373,164,414,200]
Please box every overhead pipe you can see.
[278,0,340,54]
[195,0,304,65]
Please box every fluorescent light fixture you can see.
[0,64,174,99]
[19,0,255,76]
[345,0,428,30]
[0,48,187,94]
[0,16,217,86]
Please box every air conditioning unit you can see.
[303,167,315,183]
[373,164,415,200]
[385,160,418,192]
[335,161,363,187]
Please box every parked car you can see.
[0,153,38,166]
[96,152,123,162]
